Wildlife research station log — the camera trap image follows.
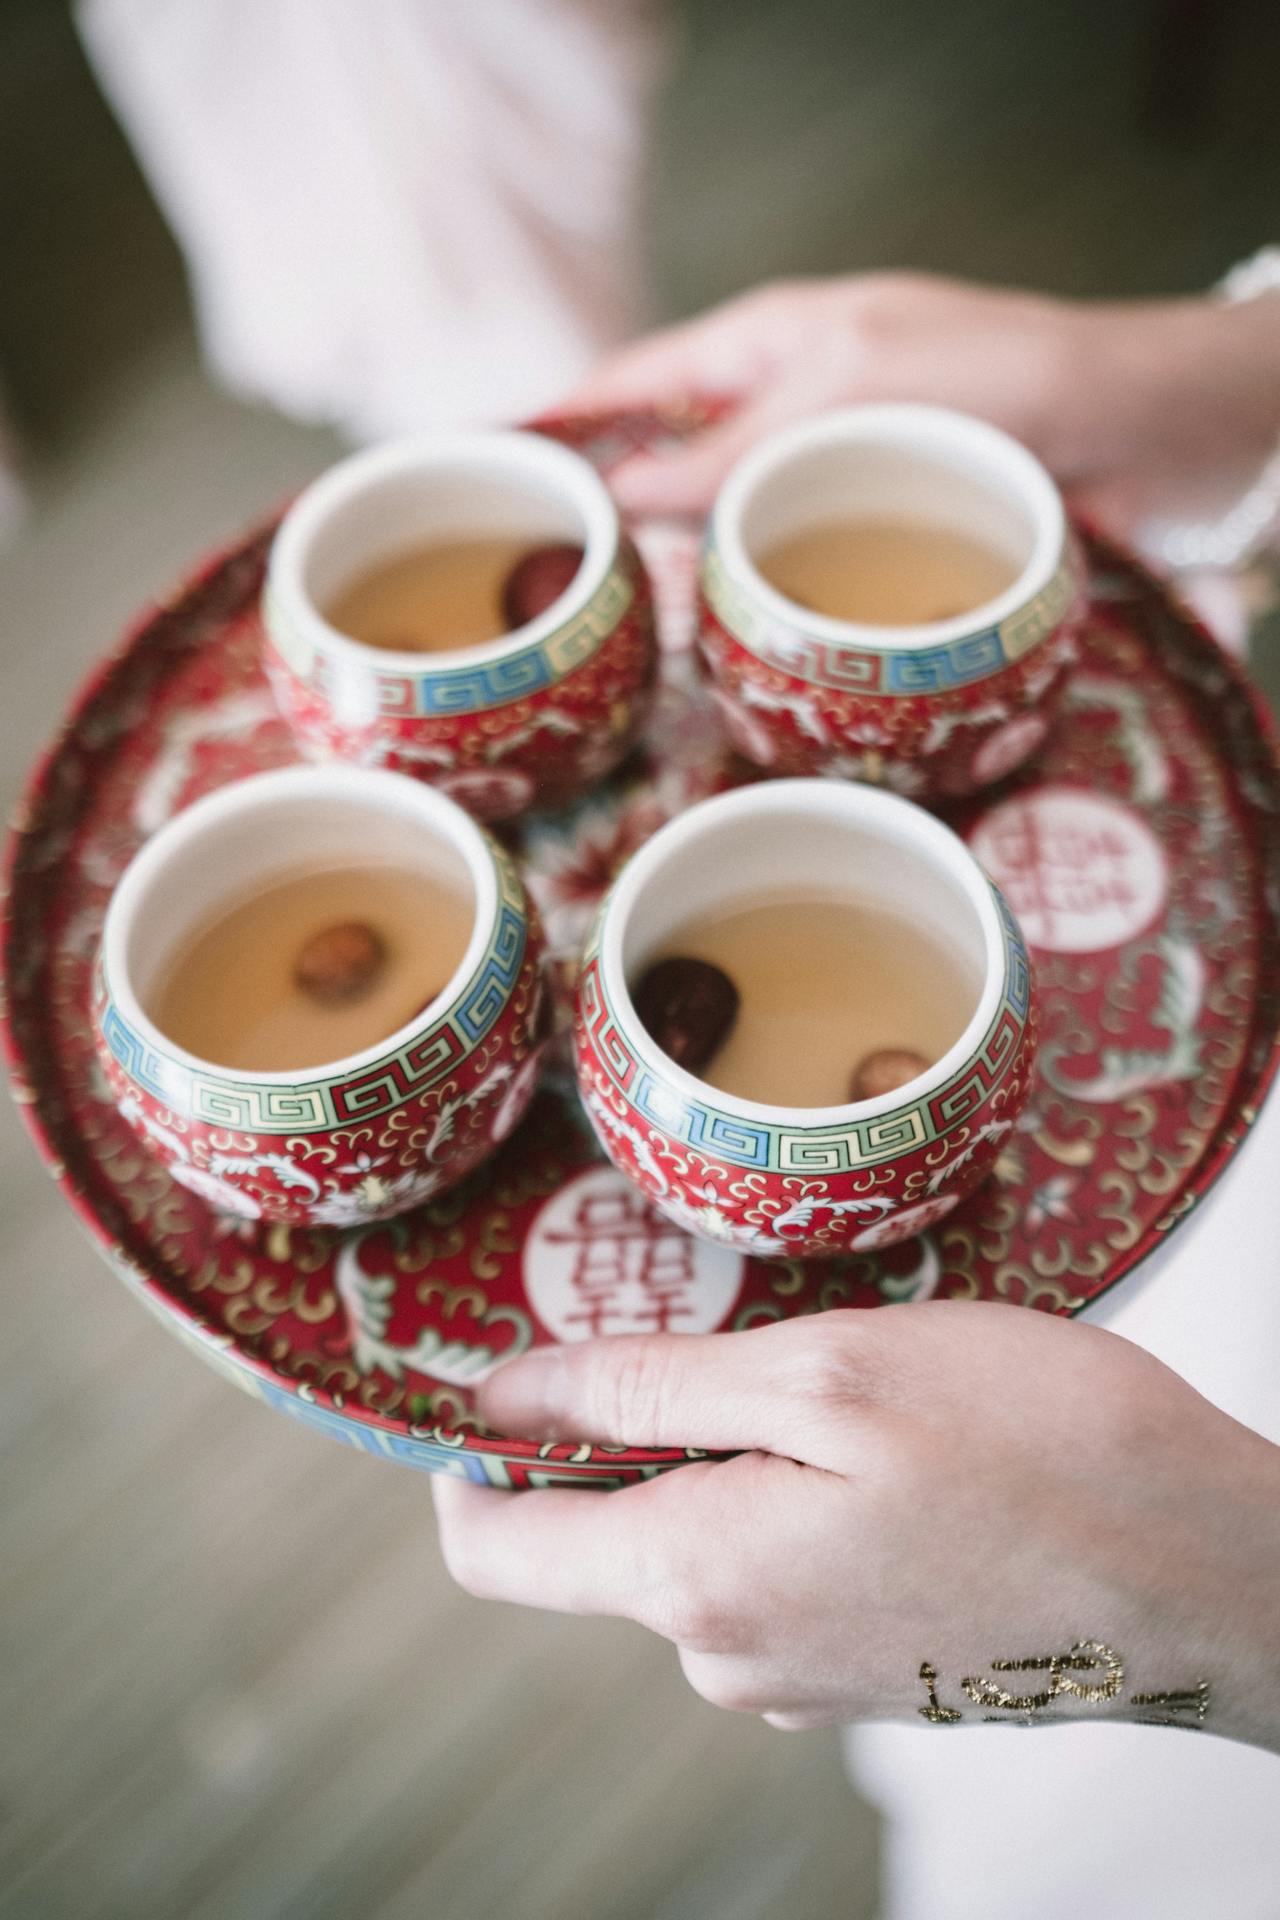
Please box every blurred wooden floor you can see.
[3,1,1280,1916]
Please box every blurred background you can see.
[2,2,1279,1916]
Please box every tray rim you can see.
[4,430,1280,1474]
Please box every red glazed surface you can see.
[1,408,1278,1484]
[93,866,548,1227]
[574,867,1038,1260]
[265,535,657,823]
[699,595,1083,799]
[696,406,1084,800]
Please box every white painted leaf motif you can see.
[335,1236,532,1385]
[920,699,1009,758]
[736,676,831,746]
[167,1161,263,1219]
[767,1192,894,1238]
[1043,933,1204,1102]
[132,691,278,834]
[118,1093,319,1211]
[385,1317,531,1387]
[209,1150,322,1200]
[582,1086,674,1198]
[422,1060,515,1163]
[1152,934,1205,1037]
[924,1119,1013,1195]
[484,709,582,762]
[1066,676,1170,806]
[873,1235,941,1302]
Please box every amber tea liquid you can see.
[326,537,532,653]
[758,517,1016,626]
[647,895,978,1107]
[148,865,473,1072]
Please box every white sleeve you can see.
[76,0,669,439]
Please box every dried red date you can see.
[632,956,739,1075]
[501,543,585,631]
[850,1047,928,1101]
[294,921,386,1006]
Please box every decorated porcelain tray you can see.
[4,411,1279,1488]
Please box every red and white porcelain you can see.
[94,766,547,1226]
[264,430,657,821]
[698,404,1083,799]
[575,779,1037,1259]
[2,408,1278,1485]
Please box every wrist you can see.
[1081,297,1274,470]
[1140,1422,1280,1752]
[1055,293,1280,546]
[1144,291,1280,566]
[1204,1427,1280,1752]
[1184,291,1280,467]
[923,1424,1280,1747]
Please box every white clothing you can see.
[77,0,667,439]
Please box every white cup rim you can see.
[597,777,1006,1127]
[267,428,621,674]
[101,766,501,1086]
[709,403,1067,651]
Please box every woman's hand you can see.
[433,1303,1280,1749]
[563,274,1280,533]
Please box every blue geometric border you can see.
[266,552,634,718]
[101,839,528,1132]
[581,882,1031,1174]
[106,1251,673,1485]
[702,542,1077,696]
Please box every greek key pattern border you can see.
[265,554,633,717]
[102,842,528,1132]
[702,542,1076,696]
[580,885,1029,1174]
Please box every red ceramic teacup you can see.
[575,778,1036,1260]
[698,404,1083,799]
[264,431,656,822]
[94,766,548,1226]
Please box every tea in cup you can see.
[95,767,547,1225]
[265,430,656,821]
[575,778,1036,1259]
[699,404,1081,798]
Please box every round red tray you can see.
[4,411,1279,1488]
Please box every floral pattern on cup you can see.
[697,405,1085,800]
[572,782,1039,1260]
[94,769,548,1225]
[263,432,657,822]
